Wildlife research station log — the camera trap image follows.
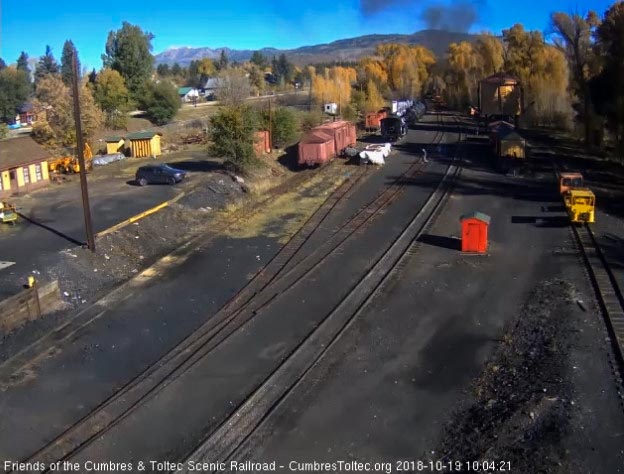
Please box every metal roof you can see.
[126,131,162,140]
[104,136,125,142]
[177,87,194,95]
[460,211,491,224]
[0,136,52,170]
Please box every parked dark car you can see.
[135,164,186,186]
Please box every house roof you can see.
[104,136,125,142]
[460,211,491,224]
[178,87,194,95]
[203,78,220,89]
[126,131,163,140]
[0,136,52,170]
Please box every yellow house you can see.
[0,136,51,197]
[127,131,162,158]
[104,136,126,154]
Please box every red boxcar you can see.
[365,110,388,129]
[298,120,356,167]
[317,120,356,153]
[298,130,336,166]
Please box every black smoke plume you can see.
[360,0,483,33]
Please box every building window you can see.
[35,164,43,181]
[23,167,30,184]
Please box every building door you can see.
[9,170,17,193]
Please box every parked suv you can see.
[135,164,187,186]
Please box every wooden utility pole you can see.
[268,96,273,151]
[71,49,95,252]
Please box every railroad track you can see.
[16,115,452,472]
[552,160,624,389]
[178,115,464,473]
[572,224,624,370]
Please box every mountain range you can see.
[154,29,476,66]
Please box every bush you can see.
[299,110,324,132]
[0,123,8,139]
[258,107,298,148]
[139,81,181,125]
[209,105,260,172]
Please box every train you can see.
[298,120,357,167]
[380,115,407,142]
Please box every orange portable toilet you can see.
[460,212,490,253]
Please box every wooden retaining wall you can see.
[0,280,63,334]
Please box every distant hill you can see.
[154,29,477,66]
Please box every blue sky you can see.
[0,0,615,71]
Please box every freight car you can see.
[298,120,357,167]
[380,115,407,142]
[365,110,388,133]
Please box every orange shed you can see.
[460,212,490,253]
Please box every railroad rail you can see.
[572,224,624,370]
[178,116,463,472]
[15,116,454,472]
[553,160,624,375]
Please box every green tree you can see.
[250,51,268,69]
[61,40,79,86]
[93,68,130,129]
[272,54,294,84]
[0,67,31,122]
[592,2,624,154]
[260,106,298,148]
[139,80,180,125]
[16,52,32,85]
[217,50,229,71]
[0,58,6,71]
[551,11,601,145]
[156,63,170,76]
[35,45,59,83]
[171,63,182,76]
[102,22,155,99]
[209,105,259,170]
[88,68,97,85]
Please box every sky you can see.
[0,0,616,71]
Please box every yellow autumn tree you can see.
[372,44,436,98]
[311,66,357,107]
[446,41,481,108]
[474,33,504,76]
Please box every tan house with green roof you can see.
[127,131,162,158]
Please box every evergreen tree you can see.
[35,45,59,82]
[217,50,229,71]
[61,40,79,85]
[16,52,31,83]
[102,22,155,99]
[0,58,6,71]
